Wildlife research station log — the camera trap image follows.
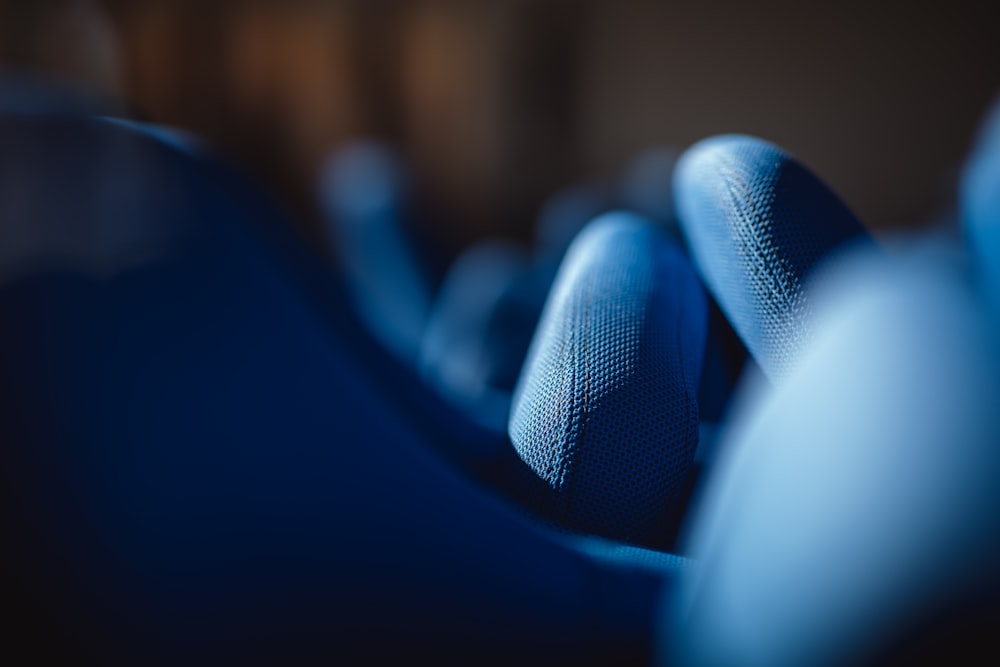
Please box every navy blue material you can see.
[510,213,708,549]
[0,72,115,117]
[674,135,872,382]
[612,144,751,425]
[89,117,513,477]
[0,115,676,665]
[199,140,514,477]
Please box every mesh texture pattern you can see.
[509,213,707,548]
[674,135,870,382]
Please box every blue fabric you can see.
[535,184,617,268]
[674,135,872,382]
[619,145,682,233]
[421,185,614,434]
[210,142,513,478]
[613,144,750,425]
[0,115,674,665]
[509,212,708,549]
[666,246,1000,667]
[962,97,1000,310]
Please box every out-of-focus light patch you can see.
[100,117,203,156]
[0,114,196,286]
[534,183,615,268]
[321,140,405,223]
[620,145,682,230]
[962,96,1000,313]
[420,240,533,431]
[663,241,1000,667]
[673,134,874,385]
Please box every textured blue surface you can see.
[0,115,673,665]
[510,212,708,548]
[665,247,1000,667]
[674,135,872,382]
[99,117,204,155]
[420,240,542,431]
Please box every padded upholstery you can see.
[510,212,708,549]
[674,135,872,382]
[0,114,678,665]
[665,247,1000,667]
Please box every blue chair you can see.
[509,212,708,550]
[420,184,615,433]
[674,135,873,382]
[612,143,751,426]
[0,113,679,665]
[100,116,205,156]
[662,130,1000,666]
[664,245,1000,667]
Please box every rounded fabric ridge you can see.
[674,135,871,382]
[510,212,708,548]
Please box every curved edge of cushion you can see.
[509,212,708,548]
[674,134,871,382]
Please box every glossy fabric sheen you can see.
[510,213,708,548]
[674,135,870,382]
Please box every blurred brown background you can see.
[4,0,999,260]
